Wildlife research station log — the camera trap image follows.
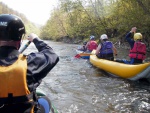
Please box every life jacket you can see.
[87,40,98,51]
[0,54,35,113]
[129,41,146,60]
[100,41,113,55]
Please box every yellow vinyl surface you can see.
[90,54,150,78]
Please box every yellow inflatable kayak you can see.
[90,50,150,80]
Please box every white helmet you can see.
[90,35,95,40]
[100,34,108,40]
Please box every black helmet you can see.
[0,14,25,41]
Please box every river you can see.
[22,40,150,113]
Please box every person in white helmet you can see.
[85,35,98,52]
[96,34,117,61]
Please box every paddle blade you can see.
[74,54,81,58]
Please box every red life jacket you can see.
[87,40,98,51]
[129,41,146,60]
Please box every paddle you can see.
[79,52,95,56]
[74,49,97,58]
[74,54,81,58]
[74,52,95,59]
[19,41,31,53]
[74,49,84,58]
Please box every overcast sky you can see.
[1,0,58,25]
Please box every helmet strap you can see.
[0,41,20,49]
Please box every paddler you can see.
[0,14,59,113]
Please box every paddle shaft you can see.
[79,52,94,56]
[19,41,31,53]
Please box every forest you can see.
[0,2,40,36]
[0,0,150,44]
[40,0,150,44]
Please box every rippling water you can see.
[22,40,150,113]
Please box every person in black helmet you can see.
[77,41,87,51]
[0,14,59,113]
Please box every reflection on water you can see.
[22,40,150,113]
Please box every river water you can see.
[22,40,150,113]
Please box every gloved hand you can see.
[27,33,39,42]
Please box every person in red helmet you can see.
[85,35,98,52]
[0,14,59,113]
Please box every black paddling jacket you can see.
[0,38,59,92]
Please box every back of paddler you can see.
[0,14,59,113]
